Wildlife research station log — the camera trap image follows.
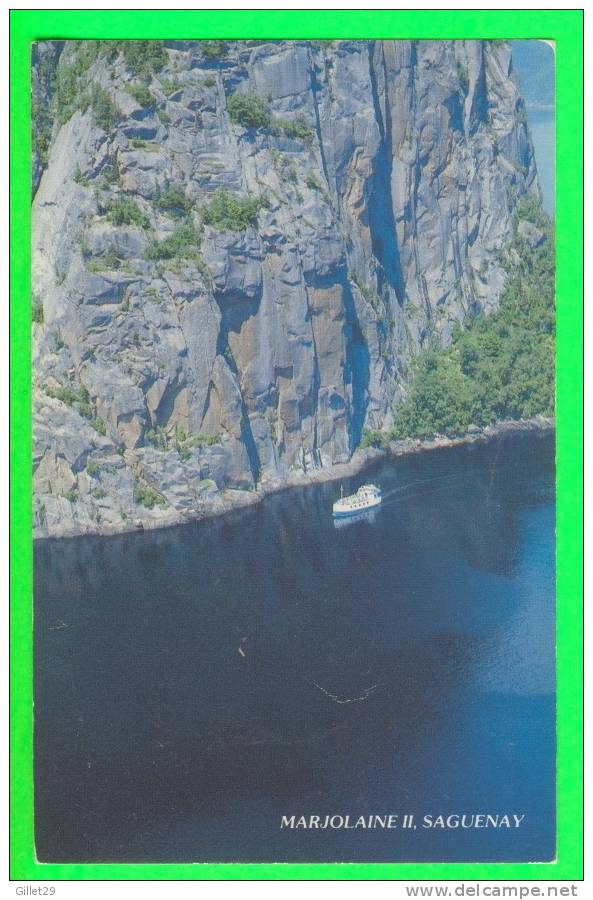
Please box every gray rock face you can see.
[32,39,540,538]
[517,219,545,248]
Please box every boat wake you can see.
[310,679,380,704]
[379,473,464,507]
[331,474,465,529]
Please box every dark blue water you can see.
[34,432,555,863]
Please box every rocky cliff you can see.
[31,39,539,538]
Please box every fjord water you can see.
[528,109,555,217]
[510,39,555,216]
[34,433,555,863]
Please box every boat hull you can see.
[332,496,382,517]
[333,507,378,528]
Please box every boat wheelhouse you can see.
[332,483,382,517]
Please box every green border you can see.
[10,9,583,882]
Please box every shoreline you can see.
[35,416,555,543]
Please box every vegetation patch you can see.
[85,245,125,272]
[121,41,168,78]
[126,83,155,109]
[44,383,93,420]
[275,116,314,142]
[270,151,297,183]
[100,160,119,185]
[144,221,202,260]
[349,270,381,310]
[54,64,83,124]
[88,84,121,131]
[78,399,93,419]
[189,433,222,448]
[226,92,315,144]
[52,45,120,132]
[175,432,222,459]
[201,189,268,231]
[69,41,103,75]
[32,96,53,164]
[105,196,150,229]
[201,41,226,59]
[305,171,323,191]
[32,299,44,324]
[145,427,168,450]
[515,193,549,229]
[134,479,167,509]
[159,77,183,97]
[32,47,63,162]
[155,185,190,216]
[388,199,554,440]
[90,417,107,435]
[146,426,221,457]
[359,429,389,449]
[73,164,91,185]
[227,92,271,129]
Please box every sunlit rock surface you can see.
[32,39,539,537]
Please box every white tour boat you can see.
[332,483,382,518]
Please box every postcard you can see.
[9,10,583,883]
